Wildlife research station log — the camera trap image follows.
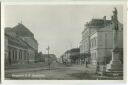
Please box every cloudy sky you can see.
[4,4,123,57]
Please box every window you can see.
[13,50,15,60]
[94,38,97,47]
[91,37,97,48]
[91,39,93,48]
[92,38,94,47]
[19,51,21,59]
[24,52,26,60]
[20,51,22,59]
[95,52,96,59]
[15,51,17,60]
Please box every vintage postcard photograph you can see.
[3,3,125,80]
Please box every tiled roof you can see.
[5,23,38,50]
[86,19,111,28]
[5,28,33,49]
[11,23,34,37]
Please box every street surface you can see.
[5,61,123,80]
[5,61,97,80]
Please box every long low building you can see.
[5,23,38,66]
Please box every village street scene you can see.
[4,5,123,80]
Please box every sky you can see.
[4,5,123,58]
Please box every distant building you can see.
[37,52,45,62]
[61,48,81,64]
[61,50,71,64]
[37,52,57,63]
[5,23,38,66]
[43,54,57,62]
[80,16,123,65]
[57,57,63,63]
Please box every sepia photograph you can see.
[4,4,124,80]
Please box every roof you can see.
[70,48,80,52]
[11,23,34,37]
[85,19,111,28]
[65,50,71,53]
[5,28,34,50]
[63,48,80,56]
[11,23,38,45]
[5,23,38,50]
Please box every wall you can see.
[80,27,90,54]
[90,32,97,65]
[28,49,35,63]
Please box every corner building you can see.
[80,16,123,65]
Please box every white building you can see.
[80,16,123,65]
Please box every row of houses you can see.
[60,8,123,66]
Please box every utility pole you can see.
[46,46,50,71]
[105,33,107,65]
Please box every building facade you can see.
[80,16,123,65]
[43,54,57,63]
[5,23,38,66]
[61,48,81,65]
[37,52,57,63]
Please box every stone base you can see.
[106,60,123,71]
[106,48,123,72]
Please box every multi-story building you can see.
[80,16,123,65]
[61,48,80,64]
[79,22,91,64]
[80,24,91,54]
[5,23,38,66]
